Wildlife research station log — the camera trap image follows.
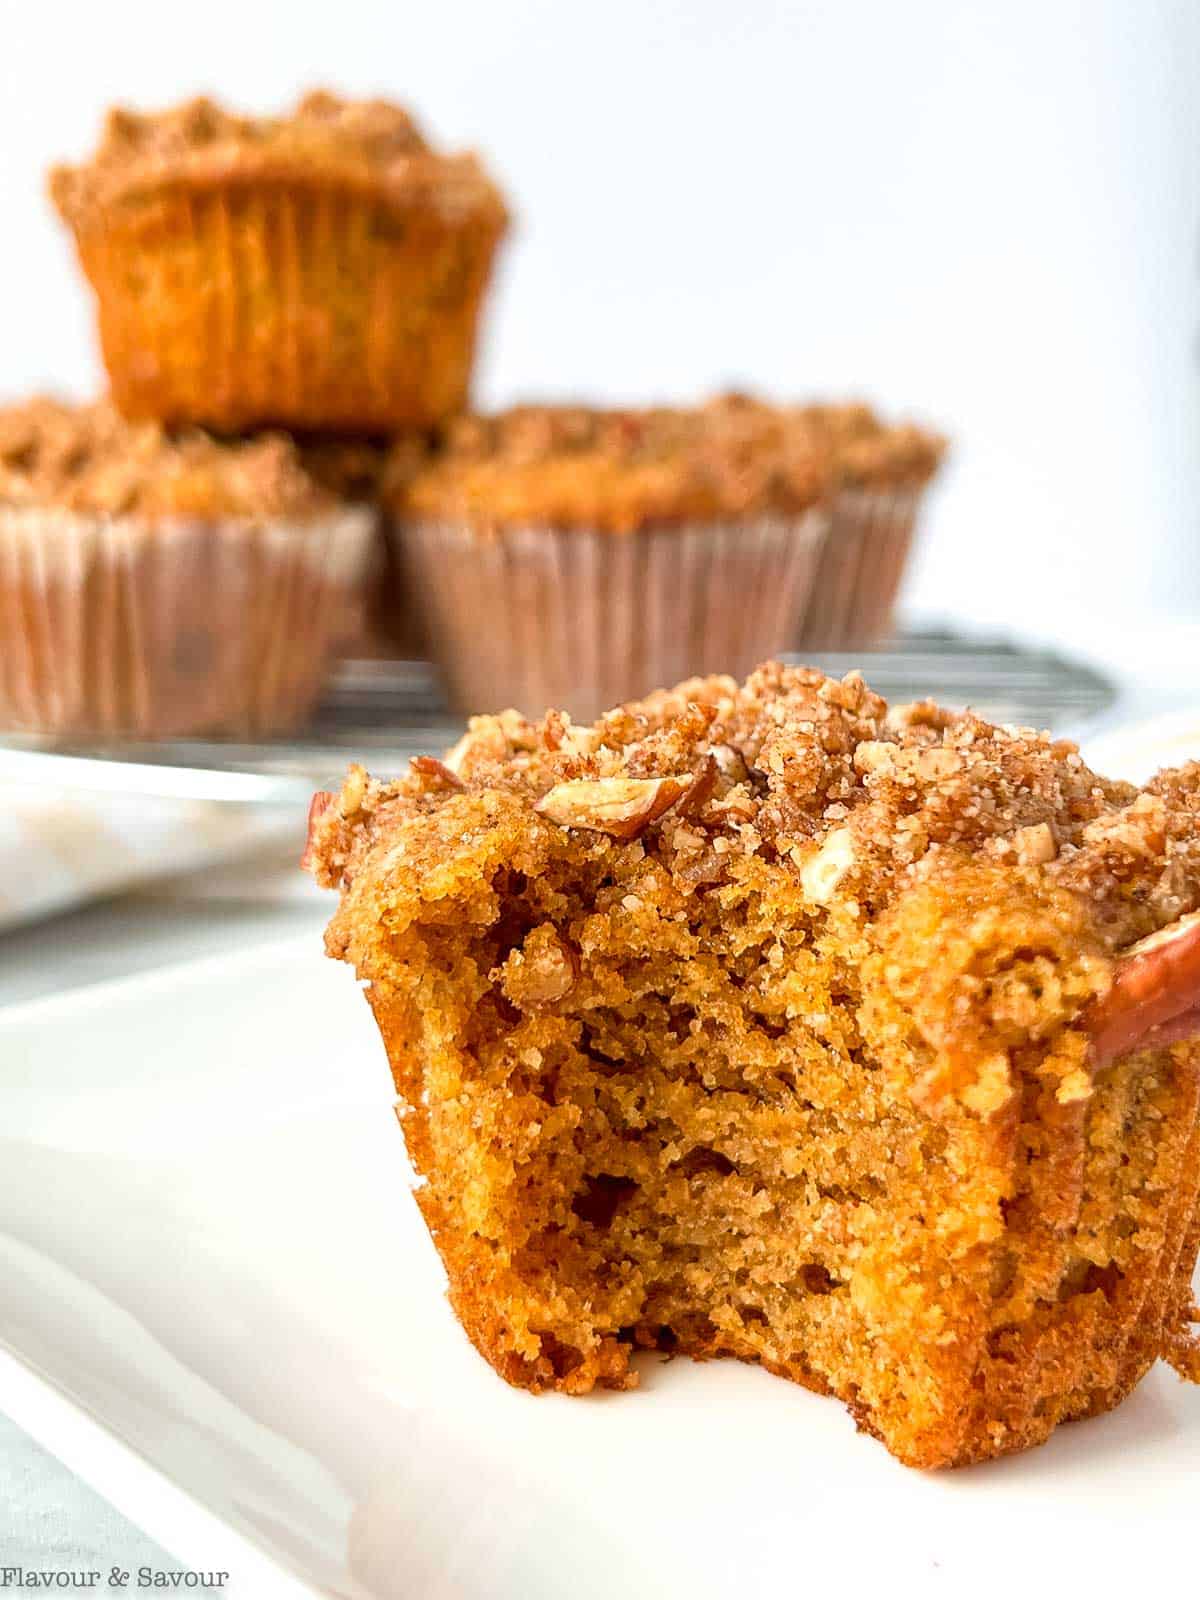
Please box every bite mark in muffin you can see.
[305,661,1200,1468]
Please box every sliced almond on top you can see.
[534,775,690,840]
[1086,909,1200,1066]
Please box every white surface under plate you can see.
[1,939,1198,1600]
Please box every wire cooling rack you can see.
[0,630,1117,807]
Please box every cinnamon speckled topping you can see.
[308,660,1200,958]
[393,394,944,532]
[396,400,835,531]
[712,392,946,489]
[50,90,508,231]
[793,399,947,489]
[0,398,336,519]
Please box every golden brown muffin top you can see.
[50,90,509,232]
[394,401,836,531]
[0,397,336,519]
[797,400,947,489]
[308,660,1200,964]
[711,392,947,490]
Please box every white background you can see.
[0,0,1197,638]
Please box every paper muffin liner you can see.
[395,512,829,720]
[72,185,503,432]
[360,517,428,660]
[792,486,924,651]
[0,505,372,739]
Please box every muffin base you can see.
[397,513,829,720]
[793,486,922,651]
[71,183,503,432]
[0,506,371,738]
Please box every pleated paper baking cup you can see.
[73,186,503,432]
[792,486,923,651]
[0,505,372,738]
[396,512,829,720]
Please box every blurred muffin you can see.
[300,434,433,659]
[791,402,946,649]
[299,437,390,658]
[50,92,509,432]
[389,402,833,718]
[0,399,372,738]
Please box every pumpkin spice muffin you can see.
[0,398,372,738]
[306,662,1200,1468]
[50,92,509,433]
[389,402,833,718]
[790,400,946,649]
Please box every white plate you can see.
[1,939,1197,1600]
[1083,707,1200,786]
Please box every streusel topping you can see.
[710,393,946,489]
[309,660,1200,955]
[797,401,946,489]
[0,398,334,519]
[50,91,508,230]
[396,402,833,531]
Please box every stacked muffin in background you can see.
[383,397,944,718]
[0,88,945,737]
[0,91,507,738]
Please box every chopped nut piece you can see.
[1086,910,1200,1067]
[410,755,466,791]
[799,825,856,905]
[853,740,896,775]
[340,763,368,817]
[884,700,960,734]
[534,775,690,839]
[709,743,754,786]
[498,925,579,1008]
[299,790,335,873]
[916,747,964,781]
[854,742,963,783]
[442,710,540,774]
[441,730,473,774]
[543,711,599,759]
[1082,793,1166,859]
[1013,823,1057,866]
[675,754,720,821]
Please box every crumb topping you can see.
[307,660,1200,955]
[396,401,836,531]
[394,394,944,531]
[710,392,946,489]
[0,398,336,518]
[792,400,946,489]
[50,90,508,231]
